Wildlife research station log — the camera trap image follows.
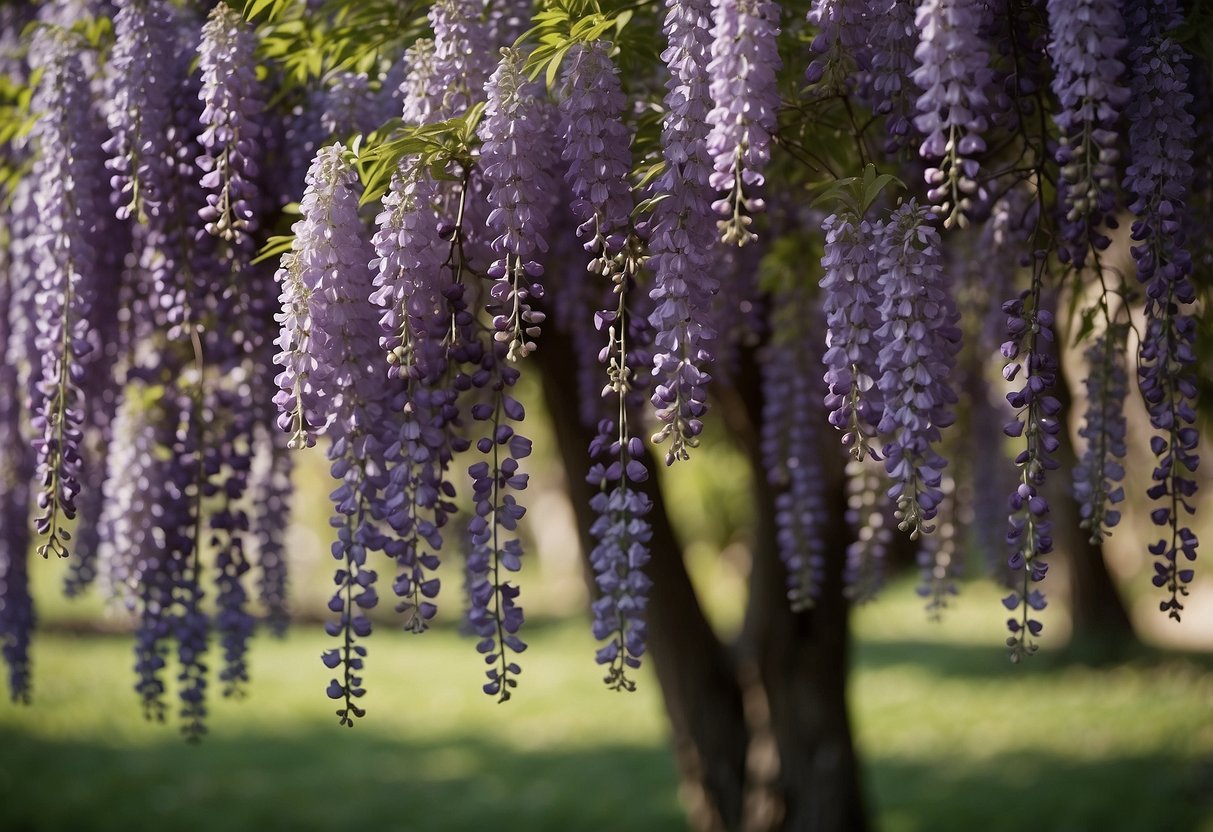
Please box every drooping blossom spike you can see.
[103,0,176,221]
[819,211,883,459]
[273,147,384,445]
[1000,287,1061,661]
[480,47,556,361]
[912,0,993,228]
[281,144,400,724]
[762,290,827,609]
[1046,0,1129,266]
[647,0,719,464]
[197,2,264,250]
[873,202,961,539]
[586,419,653,690]
[371,159,450,382]
[400,38,439,125]
[843,459,892,602]
[430,0,497,121]
[916,474,958,615]
[488,0,531,47]
[706,0,781,245]
[466,350,531,700]
[28,34,101,560]
[249,425,292,637]
[1121,0,1199,620]
[319,72,380,139]
[0,221,35,704]
[560,41,634,262]
[805,0,868,92]
[1072,327,1128,543]
[859,0,918,152]
[369,159,462,634]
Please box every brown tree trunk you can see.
[535,327,868,832]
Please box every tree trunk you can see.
[535,327,868,832]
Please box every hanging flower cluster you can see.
[1,0,1209,733]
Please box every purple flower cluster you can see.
[912,0,993,228]
[400,38,439,125]
[276,145,397,724]
[197,3,263,251]
[104,0,176,222]
[873,202,960,539]
[762,292,827,609]
[430,0,497,121]
[319,72,379,140]
[647,0,719,465]
[843,459,892,602]
[0,229,34,703]
[915,473,958,615]
[480,47,555,361]
[1072,327,1128,543]
[586,420,652,689]
[28,35,100,561]
[1000,290,1060,661]
[249,426,292,637]
[1046,0,1129,266]
[1122,0,1199,620]
[466,351,532,700]
[560,41,633,265]
[805,0,867,92]
[859,0,918,152]
[819,211,883,459]
[706,0,781,245]
[371,161,450,382]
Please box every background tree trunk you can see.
[535,330,868,832]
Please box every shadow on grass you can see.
[2,725,1210,832]
[0,728,687,832]
[869,750,1213,832]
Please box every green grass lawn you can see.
[1,578,1211,831]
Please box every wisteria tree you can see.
[0,0,1209,829]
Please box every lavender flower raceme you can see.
[28,34,100,560]
[480,47,555,361]
[197,2,264,251]
[430,0,497,121]
[560,41,633,267]
[104,0,176,222]
[400,38,439,125]
[805,0,868,93]
[586,420,652,690]
[465,349,532,701]
[1122,0,1199,619]
[369,160,460,633]
[843,459,892,601]
[706,0,781,245]
[762,290,827,609]
[819,211,883,459]
[648,0,719,464]
[277,145,398,724]
[912,0,993,228]
[0,220,34,703]
[859,0,918,153]
[1000,285,1061,660]
[249,426,292,637]
[873,202,961,539]
[1046,0,1129,267]
[1072,326,1128,543]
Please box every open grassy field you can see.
[1,573,1211,832]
